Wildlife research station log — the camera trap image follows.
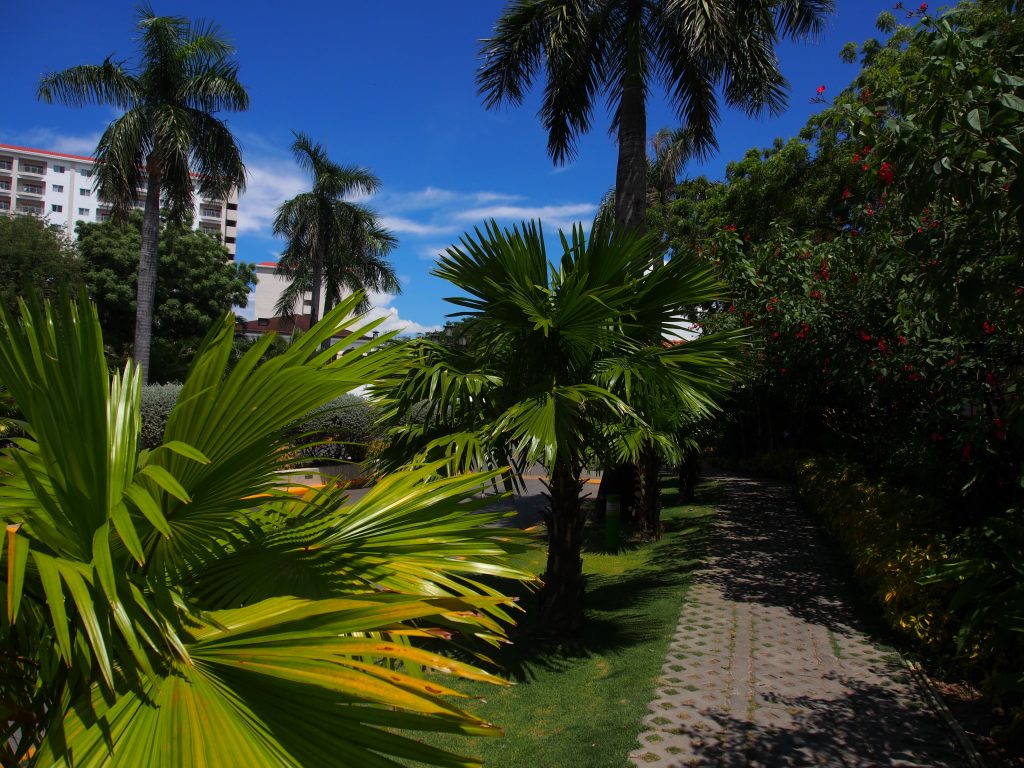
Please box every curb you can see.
[903,658,987,768]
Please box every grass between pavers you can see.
[417,479,720,768]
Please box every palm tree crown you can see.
[478,0,834,230]
[38,6,249,383]
[274,132,399,324]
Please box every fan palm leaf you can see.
[0,292,537,766]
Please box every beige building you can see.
[250,261,325,321]
[0,143,239,258]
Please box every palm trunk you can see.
[539,458,586,638]
[134,158,162,384]
[309,239,325,327]
[638,444,661,539]
[613,0,648,234]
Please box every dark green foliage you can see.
[0,215,82,311]
[77,212,256,381]
[294,395,381,463]
[139,382,183,450]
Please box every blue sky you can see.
[5,1,895,334]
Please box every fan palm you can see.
[0,292,537,766]
[478,0,833,231]
[274,132,400,324]
[373,220,743,636]
[38,7,248,384]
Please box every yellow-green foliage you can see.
[796,457,957,654]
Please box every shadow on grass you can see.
[484,476,719,684]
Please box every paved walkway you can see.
[630,473,967,767]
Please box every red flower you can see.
[898,335,908,346]
[862,146,872,155]
[919,2,928,11]
[859,331,872,342]
[930,432,943,443]
[982,320,997,335]
[772,331,780,339]
[862,164,870,172]
[809,289,823,300]
[877,339,890,354]
[962,441,973,461]
[1016,286,1024,296]
[723,223,737,232]
[841,188,852,200]
[816,85,826,95]
[852,153,861,164]
[779,367,787,375]
[985,372,995,385]
[879,161,894,185]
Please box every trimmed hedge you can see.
[795,456,959,655]
[293,395,381,463]
[140,383,183,451]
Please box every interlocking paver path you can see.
[631,473,967,767]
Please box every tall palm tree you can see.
[478,0,833,231]
[373,220,743,636]
[0,292,535,766]
[38,7,248,384]
[274,132,399,324]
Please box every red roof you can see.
[0,143,95,163]
[257,261,278,267]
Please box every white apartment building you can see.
[0,143,239,258]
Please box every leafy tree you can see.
[38,7,248,383]
[76,213,256,382]
[274,132,399,323]
[373,221,741,635]
[0,214,82,311]
[478,0,834,231]
[0,292,535,766]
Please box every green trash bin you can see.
[605,493,621,552]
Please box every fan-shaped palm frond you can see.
[0,291,537,766]
[373,219,744,635]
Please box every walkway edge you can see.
[903,658,987,768]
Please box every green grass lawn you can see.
[418,479,719,768]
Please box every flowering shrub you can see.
[796,456,958,653]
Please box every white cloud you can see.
[364,291,441,336]
[16,128,101,157]
[455,202,596,231]
[237,161,307,234]
[385,186,521,212]
[417,244,450,261]
[378,216,456,236]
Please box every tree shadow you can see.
[477,479,718,683]
[697,472,888,640]
[635,674,963,767]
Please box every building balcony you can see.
[18,163,46,176]
[17,185,44,197]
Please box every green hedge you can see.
[140,383,183,451]
[292,395,381,463]
[795,456,959,655]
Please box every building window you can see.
[51,204,63,213]
[52,184,64,193]
[0,200,9,211]
[78,207,90,216]
[201,207,220,218]
[227,202,238,210]
[79,169,92,178]
[0,160,11,171]
[20,185,44,195]
[79,188,92,197]
[257,318,270,328]
[0,181,10,191]
[52,164,65,173]
[21,163,45,174]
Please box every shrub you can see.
[796,456,958,654]
[140,382,182,450]
[294,394,381,463]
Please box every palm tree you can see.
[38,7,248,384]
[478,0,834,231]
[274,132,399,325]
[373,220,743,636]
[0,292,535,766]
